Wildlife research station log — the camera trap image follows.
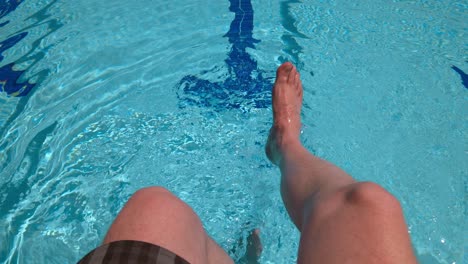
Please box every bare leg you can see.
[266,62,418,263]
[237,229,262,264]
[103,187,233,264]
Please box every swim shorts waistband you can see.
[77,240,190,264]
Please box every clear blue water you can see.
[0,0,466,263]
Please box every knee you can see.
[129,186,201,223]
[344,182,402,213]
[130,186,188,212]
[131,186,175,202]
[303,182,403,231]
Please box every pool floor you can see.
[0,0,466,263]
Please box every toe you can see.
[287,64,297,83]
[276,62,294,83]
[293,73,303,108]
[295,72,302,94]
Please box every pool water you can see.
[0,0,466,263]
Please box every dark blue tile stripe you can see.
[0,31,36,96]
[0,0,36,97]
[0,0,23,24]
[176,0,272,110]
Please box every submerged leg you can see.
[266,62,418,263]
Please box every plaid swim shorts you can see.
[77,240,190,264]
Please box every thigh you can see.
[103,187,233,264]
[297,182,418,264]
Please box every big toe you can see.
[276,62,295,83]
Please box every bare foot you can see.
[266,62,303,165]
[245,229,262,263]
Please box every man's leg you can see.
[103,187,233,264]
[266,62,418,263]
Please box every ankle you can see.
[276,133,302,153]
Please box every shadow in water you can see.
[278,0,309,69]
[451,65,468,89]
[176,0,273,111]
